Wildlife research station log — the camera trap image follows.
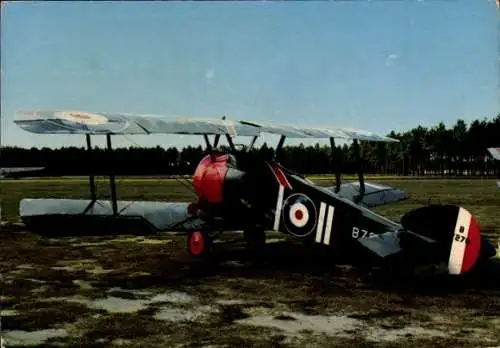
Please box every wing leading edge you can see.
[14,109,398,142]
[14,109,260,137]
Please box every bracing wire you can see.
[120,134,198,197]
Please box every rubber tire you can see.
[187,230,212,259]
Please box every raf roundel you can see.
[282,193,317,238]
[55,110,108,126]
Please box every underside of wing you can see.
[14,109,261,136]
[240,120,398,142]
[240,120,333,138]
[331,127,399,142]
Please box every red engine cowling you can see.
[192,153,230,204]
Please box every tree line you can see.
[1,114,499,177]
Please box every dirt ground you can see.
[1,227,500,348]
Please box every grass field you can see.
[2,176,499,239]
[1,176,500,347]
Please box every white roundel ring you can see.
[288,202,309,228]
[282,193,317,238]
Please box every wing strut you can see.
[86,134,97,201]
[106,134,118,216]
[82,134,98,215]
[203,134,212,151]
[329,137,342,193]
[203,134,218,161]
[248,135,258,150]
[213,134,221,148]
[225,135,236,152]
[275,135,287,161]
[352,139,365,202]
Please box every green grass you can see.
[1,176,499,240]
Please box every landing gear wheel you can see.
[187,230,212,258]
[243,228,266,251]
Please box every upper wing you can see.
[241,120,399,142]
[488,147,500,160]
[14,109,261,137]
[14,109,398,142]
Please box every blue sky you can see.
[1,1,499,149]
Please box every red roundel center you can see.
[295,210,304,220]
[288,202,309,229]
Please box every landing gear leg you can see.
[187,230,213,258]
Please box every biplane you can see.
[12,109,498,275]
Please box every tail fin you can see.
[401,205,482,275]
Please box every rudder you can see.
[401,204,482,275]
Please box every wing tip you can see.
[487,148,500,160]
[14,109,40,121]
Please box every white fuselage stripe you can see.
[323,206,335,245]
[448,207,471,275]
[315,202,326,243]
[273,184,285,231]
